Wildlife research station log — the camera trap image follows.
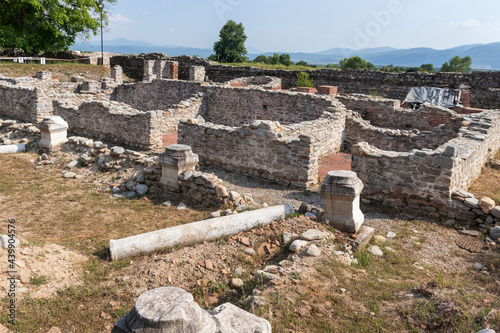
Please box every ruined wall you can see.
[0,83,38,123]
[53,100,164,149]
[203,86,340,126]
[337,95,455,130]
[351,110,500,220]
[344,112,462,152]
[111,79,204,112]
[178,119,319,189]
[0,80,78,123]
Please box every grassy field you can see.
[470,150,500,203]
[0,62,111,82]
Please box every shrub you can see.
[296,72,314,88]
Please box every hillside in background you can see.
[71,39,500,70]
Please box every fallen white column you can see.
[0,144,26,154]
[110,203,294,261]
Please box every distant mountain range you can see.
[70,38,500,70]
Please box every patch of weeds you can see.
[177,261,187,267]
[302,190,311,196]
[111,259,131,270]
[30,275,48,286]
[355,248,372,268]
[290,271,301,280]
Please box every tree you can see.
[295,60,309,67]
[420,64,435,73]
[279,53,292,66]
[253,55,269,64]
[269,53,280,65]
[340,56,368,70]
[212,20,247,63]
[0,0,116,54]
[440,56,472,73]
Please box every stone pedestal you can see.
[159,144,199,192]
[320,170,364,233]
[143,60,156,82]
[38,116,69,151]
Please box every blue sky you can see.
[99,0,500,52]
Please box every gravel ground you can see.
[201,166,490,274]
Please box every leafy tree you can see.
[419,63,435,73]
[340,56,368,70]
[295,60,309,67]
[253,55,269,64]
[367,62,376,70]
[279,53,292,66]
[212,20,247,63]
[296,72,314,88]
[405,67,421,72]
[440,56,472,73]
[269,53,280,65]
[326,63,339,69]
[0,0,116,54]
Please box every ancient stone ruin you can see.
[1,55,499,228]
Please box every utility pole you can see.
[99,3,104,66]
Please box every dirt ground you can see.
[0,149,498,332]
[0,63,117,82]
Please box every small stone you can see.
[289,240,308,252]
[464,198,480,209]
[209,211,221,218]
[492,206,500,218]
[305,212,315,218]
[490,226,500,239]
[135,184,149,196]
[385,246,394,252]
[125,191,137,198]
[229,191,240,201]
[368,245,384,257]
[126,180,136,191]
[178,203,187,210]
[477,330,495,333]
[66,160,78,169]
[223,209,233,216]
[234,266,244,275]
[0,235,20,248]
[479,197,496,214]
[210,303,271,333]
[243,193,253,202]
[305,245,321,257]
[239,237,250,246]
[386,231,396,238]
[162,201,172,207]
[62,172,76,179]
[473,262,485,271]
[236,204,247,212]
[460,229,480,237]
[111,146,125,156]
[300,229,324,241]
[373,235,386,242]
[20,269,31,284]
[255,270,280,283]
[262,203,268,208]
[47,327,62,333]
[283,232,298,244]
[136,173,145,184]
[299,202,310,214]
[231,278,244,288]
[244,248,256,256]
[41,153,49,161]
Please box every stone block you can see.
[321,170,364,233]
[112,287,216,333]
[189,66,206,82]
[210,302,271,333]
[38,116,68,151]
[316,85,338,95]
[479,197,496,214]
[159,144,199,192]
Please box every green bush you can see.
[296,72,314,88]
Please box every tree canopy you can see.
[211,20,247,63]
[0,0,116,54]
[340,56,376,70]
[440,56,472,73]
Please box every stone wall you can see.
[111,79,204,112]
[53,99,164,149]
[351,110,500,222]
[337,95,455,130]
[203,86,341,126]
[0,79,78,123]
[110,54,500,109]
[178,119,320,189]
[344,112,462,152]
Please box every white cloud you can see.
[450,19,500,29]
[109,14,131,23]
